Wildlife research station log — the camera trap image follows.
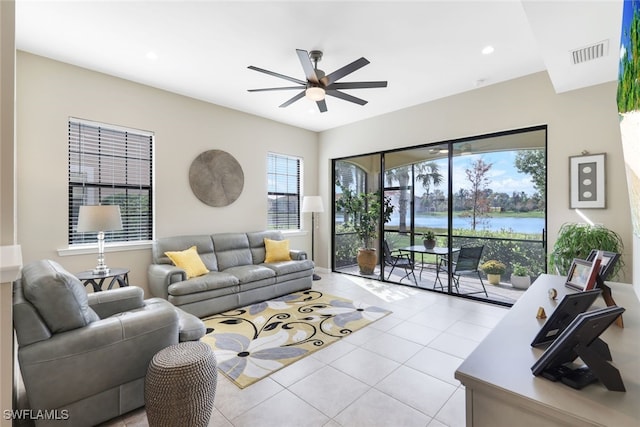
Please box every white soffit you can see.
[522,0,623,94]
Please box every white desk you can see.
[455,274,640,427]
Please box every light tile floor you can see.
[103,271,509,427]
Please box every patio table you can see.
[399,245,460,288]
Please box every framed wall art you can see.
[569,153,606,208]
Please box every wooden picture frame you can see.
[569,153,606,208]
[565,258,600,291]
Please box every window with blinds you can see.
[68,118,153,245]
[267,153,301,230]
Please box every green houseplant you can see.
[422,230,436,249]
[481,260,506,285]
[510,263,531,289]
[336,183,394,274]
[549,223,624,278]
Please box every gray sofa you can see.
[148,230,315,318]
[13,259,206,427]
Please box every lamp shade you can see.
[305,87,325,101]
[301,196,324,213]
[77,205,123,232]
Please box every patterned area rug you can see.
[201,290,392,388]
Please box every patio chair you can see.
[438,245,487,297]
[383,240,417,283]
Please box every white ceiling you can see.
[15,0,623,132]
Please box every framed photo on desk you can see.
[565,258,600,291]
[586,250,620,281]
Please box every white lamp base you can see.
[93,265,110,275]
[93,231,110,275]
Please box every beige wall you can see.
[0,1,16,423]
[317,72,635,284]
[16,52,319,295]
[14,53,637,294]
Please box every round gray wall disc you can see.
[189,150,244,207]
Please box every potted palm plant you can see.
[481,260,506,285]
[336,183,394,275]
[510,263,531,289]
[549,223,624,278]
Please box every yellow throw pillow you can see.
[165,246,209,279]
[264,238,291,263]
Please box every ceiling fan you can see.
[247,49,388,113]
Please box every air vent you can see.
[571,40,609,65]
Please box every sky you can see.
[422,150,538,197]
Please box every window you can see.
[267,153,301,230]
[68,118,153,245]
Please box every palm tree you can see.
[384,166,411,233]
[335,160,356,224]
[415,161,443,211]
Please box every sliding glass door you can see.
[334,154,383,278]
[333,126,547,306]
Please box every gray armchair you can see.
[13,259,206,427]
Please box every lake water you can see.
[338,214,545,234]
[392,215,545,234]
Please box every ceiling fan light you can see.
[305,86,325,101]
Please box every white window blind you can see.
[68,118,153,245]
[267,152,301,230]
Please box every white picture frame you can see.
[570,153,606,208]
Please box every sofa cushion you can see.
[168,271,239,296]
[165,246,210,279]
[264,238,292,263]
[153,235,218,271]
[247,230,284,263]
[212,233,253,270]
[21,260,100,333]
[263,259,315,276]
[223,265,276,284]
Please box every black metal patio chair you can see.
[438,245,487,297]
[383,240,417,283]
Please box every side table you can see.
[76,268,130,292]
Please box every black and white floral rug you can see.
[201,290,391,388]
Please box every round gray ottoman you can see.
[145,341,217,427]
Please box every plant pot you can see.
[510,274,531,290]
[423,239,436,249]
[357,248,377,275]
[487,273,501,285]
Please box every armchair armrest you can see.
[148,263,186,299]
[88,286,145,319]
[18,303,179,411]
[289,250,307,261]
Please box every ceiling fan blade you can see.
[248,86,304,92]
[248,65,306,85]
[327,81,388,90]
[316,99,328,113]
[324,57,370,85]
[326,89,368,106]
[296,49,319,84]
[279,91,306,108]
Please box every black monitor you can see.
[531,289,602,347]
[531,305,626,391]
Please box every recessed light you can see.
[482,45,494,55]
[146,51,158,61]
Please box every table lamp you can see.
[301,196,324,281]
[77,205,123,275]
